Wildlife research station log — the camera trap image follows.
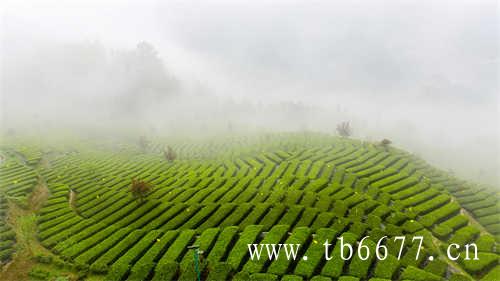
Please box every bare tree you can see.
[138,135,150,152]
[336,121,352,137]
[163,146,177,162]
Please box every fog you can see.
[1,0,499,186]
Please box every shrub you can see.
[348,222,367,237]
[219,203,253,228]
[33,253,53,264]
[54,222,108,254]
[425,259,448,277]
[233,271,251,281]
[379,139,392,149]
[239,204,271,229]
[400,266,442,281]
[259,204,287,231]
[197,204,237,232]
[412,194,449,215]
[448,274,473,281]
[0,241,14,251]
[250,273,279,281]
[419,202,460,227]
[348,238,376,278]
[157,229,196,264]
[337,276,359,281]
[481,265,500,281]
[74,227,129,267]
[460,252,498,273]
[128,231,179,281]
[0,230,15,241]
[281,275,303,281]
[207,226,239,265]
[294,228,337,278]
[179,259,206,281]
[268,227,311,275]
[151,261,178,281]
[440,215,468,230]
[433,225,453,239]
[400,243,427,268]
[310,213,334,231]
[105,230,163,281]
[321,232,357,278]
[475,234,496,252]
[144,203,189,230]
[373,254,399,279]
[130,179,153,202]
[180,204,220,230]
[448,226,480,245]
[366,214,382,229]
[0,248,14,262]
[295,208,319,227]
[89,229,146,273]
[39,216,83,240]
[227,225,263,270]
[28,267,51,280]
[61,225,120,260]
[385,211,407,226]
[243,225,289,273]
[402,220,423,233]
[277,205,304,226]
[206,262,233,281]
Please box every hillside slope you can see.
[0,133,498,281]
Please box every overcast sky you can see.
[2,0,498,103]
[1,0,499,185]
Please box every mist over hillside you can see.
[1,0,498,186]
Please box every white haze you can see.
[0,0,499,186]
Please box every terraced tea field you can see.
[0,133,498,281]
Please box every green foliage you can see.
[6,133,499,280]
[18,214,37,251]
[33,253,53,264]
[373,255,399,279]
[151,261,178,281]
[28,267,51,280]
[400,266,443,281]
[207,262,233,281]
[460,252,499,273]
[130,179,153,202]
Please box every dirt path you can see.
[0,200,50,281]
[29,179,50,212]
[0,177,50,279]
[69,189,79,215]
[1,150,86,280]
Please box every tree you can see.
[138,135,150,152]
[115,41,179,117]
[130,179,153,202]
[163,146,177,162]
[336,121,352,137]
[380,139,392,151]
[380,138,392,146]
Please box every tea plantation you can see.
[0,133,498,280]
